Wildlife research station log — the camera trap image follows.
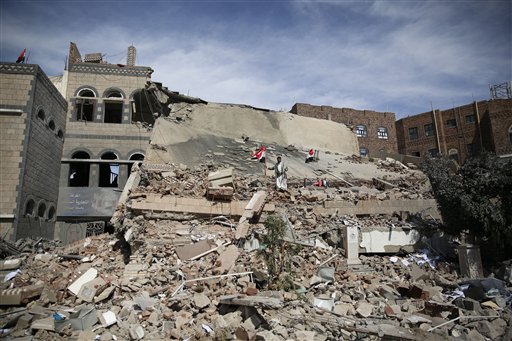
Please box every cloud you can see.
[0,0,510,118]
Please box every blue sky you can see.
[1,0,510,118]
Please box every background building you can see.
[0,62,67,241]
[50,42,158,243]
[291,103,398,156]
[395,99,512,163]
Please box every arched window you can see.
[47,206,56,221]
[37,109,46,120]
[37,202,46,219]
[69,151,90,187]
[48,119,55,130]
[377,127,388,139]
[99,152,119,188]
[25,199,35,216]
[448,148,459,162]
[355,125,368,137]
[128,153,145,174]
[57,129,64,139]
[359,147,369,157]
[77,88,96,97]
[104,89,124,99]
[75,88,96,121]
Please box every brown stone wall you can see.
[395,99,512,163]
[291,103,398,154]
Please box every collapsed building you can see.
[1,84,511,340]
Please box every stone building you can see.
[0,62,67,241]
[290,103,398,156]
[50,42,158,243]
[395,99,512,163]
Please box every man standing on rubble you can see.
[271,156,288,191]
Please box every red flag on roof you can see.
[16,49,26,63]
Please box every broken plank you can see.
[208,168,233,181]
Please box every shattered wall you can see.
[291,103,398,155]
[147,102,359,168]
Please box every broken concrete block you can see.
[193,293,211,309]
[356,302,373,317]
[99,311,117,327]
[68,268,98,295]
[129,324,145,340]
[208,167,233,181]
[77,277,107,302]
[294,330,316,339]
[207,186,234,199]
[333,303,354,316]
[409,263,428,282]
[31,317,55,331]
[56,306,97,331]
[0,283,44,305]
[175,240,214,261]
[0,258,21,270]
[95,285,115,303]
[477,319,507,339]
[215,245,240,273]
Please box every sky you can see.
[1,0,510,118]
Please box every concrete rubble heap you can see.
[1,100,511,340]
[1,157,511,340]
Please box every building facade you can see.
[0,63,67,241]
[395,99,512,163]
[291,103,398,156]
[51,42,158,243]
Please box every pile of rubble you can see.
[1,163,511,341]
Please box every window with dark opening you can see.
[446,118,457,128]
[37,202,46,219]
[37,109,45,120]
[509,125,512,145]
[408,127,419,140]
[377,127,388,139]
[69,151,90,187]
[104,101,123,123]
[57,129,64,139]
[424,123,435,137]
[411,151,420,157]
[76,89,96,121]
[128,153,144,174]
[47,206,56,221]
[466,114,476,124]
[355,125,368,137]
[131,90,156,126]
[99,152,119,188]
[48,120,55,130]
[427,148,439,157]
[359,147,369,157]
[25,199,35,216]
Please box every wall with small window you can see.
[15,66,67,240]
